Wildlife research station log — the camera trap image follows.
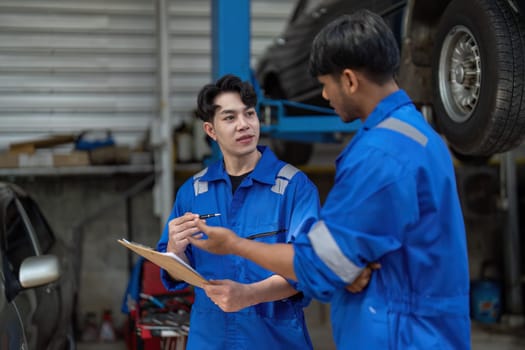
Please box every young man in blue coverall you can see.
[157,75,374,349]
[189,10,471,350]
[157,74,354,349]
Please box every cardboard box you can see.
[9,134,76,154]
[53,151,90,167]
[0,151,90,168]
[0,152,19,168]
[18,152,54,167]
[89,145,130,165]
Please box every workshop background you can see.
[0,0,524,349]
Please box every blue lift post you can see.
[208,0,360,163]
[206,0,251,164]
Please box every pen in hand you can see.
[199,213,221,219]
[192,213,221,237]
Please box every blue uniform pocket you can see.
[241,223,287,243]
[246,228,287,240]
[239,224,288,282]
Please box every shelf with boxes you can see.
[0,133,154,176]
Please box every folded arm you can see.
[204,275,299,312]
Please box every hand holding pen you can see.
[167,212,219,257]
[199,213,221,220]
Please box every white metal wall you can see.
[0,0,294,151]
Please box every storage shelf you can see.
[0,164,155,177]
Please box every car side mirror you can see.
[19,255,61,288]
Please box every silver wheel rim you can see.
[438,25,481,123]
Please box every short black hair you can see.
[196,74,257,122]
[308,9,400,84]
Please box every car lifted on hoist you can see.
[255,0,525,164]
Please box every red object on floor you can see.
[142,260,170,295]
[127,260,193,350]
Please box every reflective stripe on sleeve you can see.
[308,220,363,284]
[193,168,208,196]
[271,164,300,195]
[376,118,428,147]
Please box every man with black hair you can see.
[156,74,321,349]
[190,10,471,349]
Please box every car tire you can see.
[264,77,314,165]
[432,0,525,156]
[270,139,313,166]
[450,146,491,166]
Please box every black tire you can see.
[270,139,313,166]
[458,168,499,218]
[264,74,287,101]
[432,0,525,156]
[264,76,314,165]
[450,147,491,166]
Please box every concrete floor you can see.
[77,322,525,350]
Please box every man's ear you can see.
[203,122,216,141]
[342,69,359,94]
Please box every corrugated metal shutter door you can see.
[0,0,158,148]
[167,0,294,128]
[0,0,294,151]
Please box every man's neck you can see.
[360,80,399,122]
[224,149,262,176]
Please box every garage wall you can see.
[0,0,157,149]
[0,0,298,334]
[0,0,295,151]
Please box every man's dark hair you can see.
[196,74,257,122]
[308,9,400,84]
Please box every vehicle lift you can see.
[208,0,360,163]
[210,1,524,321]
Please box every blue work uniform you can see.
[294,90,471,349]
[157,146,319,350]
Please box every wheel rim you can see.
[438,25,481,123]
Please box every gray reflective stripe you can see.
[278,163,300,179]
[308,220,363,284]
[271,164,300,194]
[193,168,208,196]
[376,118,428,146]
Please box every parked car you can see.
[256,0,525,162]
[0,182,76,350]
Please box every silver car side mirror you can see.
[19,255,61,288]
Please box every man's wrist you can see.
[231,236,249,256]
[167,241,181,255]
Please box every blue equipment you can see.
[206,0,360,164]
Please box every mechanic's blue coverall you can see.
[294,90,471,349]
[157,146,320,350]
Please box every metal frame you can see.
[209,0,360,162]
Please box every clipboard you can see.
[118,238,208,288]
